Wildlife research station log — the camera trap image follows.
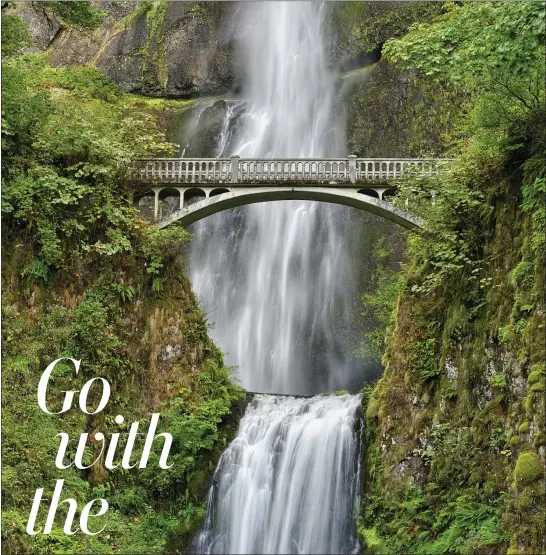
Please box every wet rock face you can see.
[179,100,247,157]
[162,3,237,97]
[15,1,239,98]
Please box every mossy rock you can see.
[534,431,545,448]
[518,422,530,434]
[514,452,543,486]
[511,260,534,288]
[358,526,384,554]
[528,370,543,384]
[530,381,545,393]
[510,435,520,446]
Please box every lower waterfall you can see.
[196,394,362,555]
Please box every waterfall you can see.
[189,3,364,552]
[189,1,363,395]
[197,394,362,555]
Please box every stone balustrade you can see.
[129,157,454,185]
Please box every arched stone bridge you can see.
[130,156,454,230]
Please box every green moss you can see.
[512,261,534,289]
[510,435,520,446]
[328,2,444,58]
[1,43,245,554]
[366,398,380,419]
[517,422,530,434]
[528,363,545,384]
[530,381,545,393]
[534,432,545,448]
[145,2,169,89]
[134,1,169,90]
[358,526,384,554]
[514,452,542,486]
[115,1,153,32]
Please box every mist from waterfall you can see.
[188,1,362,395]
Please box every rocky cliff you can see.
[14,1,441,101]
[14,1,238,97]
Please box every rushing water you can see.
[190,2,364,553]
[189,1,364,395]
[197,394,362,554]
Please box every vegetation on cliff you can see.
[359,3,545,554]
[2,6,243,554]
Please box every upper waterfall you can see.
[188,1,367,395]
[228,1,340,157]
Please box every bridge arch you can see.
[210,187,230,198]
[184,187,207,207]
[358,188,379,199]
[156,187,422,230]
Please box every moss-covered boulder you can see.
[514,452,543,486]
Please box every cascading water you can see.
[189,1,363,395]
[197,394,362,554]
[189,2,365,553]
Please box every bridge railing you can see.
[129,157,454,185]
[356,159,447,181]
[237,158,350,182]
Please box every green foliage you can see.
[384,2,545,157]
[357,525,384,554]
[141,225,191,275]
[512,261,534,289]
[408,337,439,383]
[329,2,444,60]
[1,17,243,554]
[443,387,458,400]
[39,1,104,29]
[111,282,136,303]
[491,373,507,390]
[1,13,30,57]
[360,237,402,359]
[383,2,544,91]
[361,4,546,555]
[522,176,546,255]
[2,54,175,276]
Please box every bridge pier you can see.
[231,156,240,184]
[153,189,160,221]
